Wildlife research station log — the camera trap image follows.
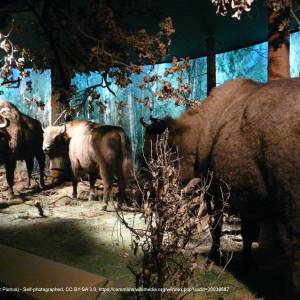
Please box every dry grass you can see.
[0,167,260,299]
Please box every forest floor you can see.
[0,167,293,300]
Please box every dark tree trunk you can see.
[206,36,216,95]
[49,65,72,183]
[268,0,291,80]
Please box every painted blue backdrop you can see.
[1,32,300,161]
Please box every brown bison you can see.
[141,78,300,297]
[43,120,131,210]
[0,101,45,197]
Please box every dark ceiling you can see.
[0,0,298,62]
[111,0,269,59]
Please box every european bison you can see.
[141,78,300,297]
[0,101,45,197]
[43,120,131,209]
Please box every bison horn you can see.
[150,116,161,123]
[61,122,67,134]
[140,117,150,128]
[0,116,9,129]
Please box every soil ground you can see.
[0,167,294,300]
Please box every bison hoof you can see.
[207,249,222,265]
[102,204,108,211]
[7,193,14,201]
[124,198,131,207]
[88,194,97,201]
[205,258,214,271]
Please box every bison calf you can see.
[0,101,45,198]
[43,120,131,210]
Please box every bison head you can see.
[43,125,69,158]
[140,116,170,135]
[140,116,177,167]
[140,115,197,184]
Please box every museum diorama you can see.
[0,0,300,299]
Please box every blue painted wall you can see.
[1,32,300,160]
[0,69,51,128]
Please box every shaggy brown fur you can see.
[142,78,300,297]
[43,120,131,209]
[0,101,45,197]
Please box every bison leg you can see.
[36,151,45,188]
[241,219,259,263]
[102,180,113,211]
[99,164,113,211]
[88,173,97,201]
[5,159,16,199]
[25,158,34,189]
[72,176,78,199]
[277,220,300,298]
[116,167,129,206]
[208,208,223,264]
[206,188,224,264]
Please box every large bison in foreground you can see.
[0,101,45,197]
[43,120,131,210]
[141,78,300,297]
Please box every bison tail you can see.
[120,132,133,184]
